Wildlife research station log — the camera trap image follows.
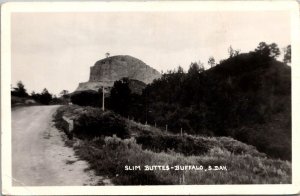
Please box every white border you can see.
[1,1,300,195]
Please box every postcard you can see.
[1,1,300,195]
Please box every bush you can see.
[54,105,129,139]
[74,110,129,139]
[135,132,265,158]
[74,135,291,185]
[136,134,211,156]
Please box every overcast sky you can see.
[11,11,290,95]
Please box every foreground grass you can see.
[54,105,291,185]
[71,136,291,185]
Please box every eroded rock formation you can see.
[75,55,161,93]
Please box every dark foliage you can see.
[11,81,28,97]
[70,90,102,107]
[107,43,291,160]
[31,88,53,105]
[254,42,281,59]
[108,78,131,116]
[74,110,129,139]
[54,105,130,139]
[39,88,53,105]
[283,45,291,64]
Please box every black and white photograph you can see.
[1,1,300,195]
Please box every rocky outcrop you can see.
[75,55,161,92]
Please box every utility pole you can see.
[102,86,105,111]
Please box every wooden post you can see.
[155,122,156,128]
[181,128,183,136]
[102,86,105,111]
[166,124,168,132]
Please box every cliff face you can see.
[76,55,161,92]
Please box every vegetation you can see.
[283,45,291,64]
[54,105,129,139]
[72,135,291,185]
[70,90,102,107]
[100,42,291,161]
[135,133,266,158]
[11,81,29,97]
[11,81,69,106]
[208,56,216,68]
[109,78,131,116]
[31,88,53,105]
[54,105,291,185]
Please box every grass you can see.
[53,105,292,185]
[72,135,291,185]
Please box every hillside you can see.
[54,105,291,185]
[76,55,160,92]
[124,52,291,160]
[203,53,291,160]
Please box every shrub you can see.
[74,110,129,139]
[135,130,265,158]
[54,105,129,139]
[74,135,291,185]
[136,134,211,156]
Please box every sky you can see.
[11,11,291,95]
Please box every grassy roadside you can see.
[53,105,291,185]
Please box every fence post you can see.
[166,124,168,132]
[180,128,183,136]
[102,86,105,111]
[179,176,182,184]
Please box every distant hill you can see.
[75,55,161,93]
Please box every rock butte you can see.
[75,55,161,92]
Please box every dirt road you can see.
[12,105,102,186]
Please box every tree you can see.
[188,62,204,75]
[255,42,270,56]
[11,81,28,97]
[228,46,240,58]
[105,52,110,58]
[109,78,131,116]
[39,88,52,105]
[60,90,69,98]
[208,56,216,68]
[255,42,280,59]
[283,45,291,64]
[177,66,184,74]
[269,43,280,58]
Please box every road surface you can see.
[12,105,104,186]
